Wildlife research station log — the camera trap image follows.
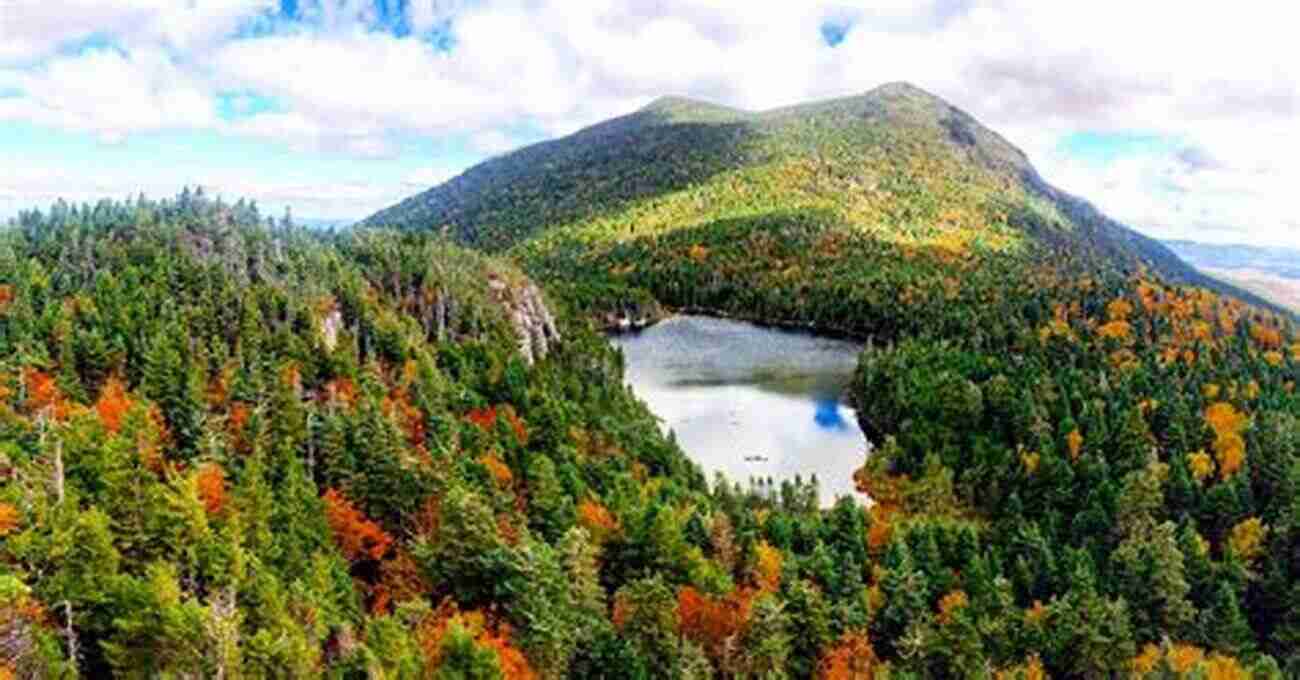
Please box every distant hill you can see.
[1165,239,1300,313]
[366,82,1282,327]
[1163,239,1300,279]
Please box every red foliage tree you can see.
[465,406,498,430]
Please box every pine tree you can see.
[1201,581,1256,658]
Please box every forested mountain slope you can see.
[360,83,1300,677]
[364,82,1279,329]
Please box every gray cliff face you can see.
[314,273,559,364]
[489,275,560,365]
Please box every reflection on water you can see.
[613,315,869,506]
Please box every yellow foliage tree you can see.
[1204,402,1249,479]
[1187,451,1214,481]
[937,590,968,625]
[1066,429,1083,461]
[753,541,782,592]
[1227,517,1267,562]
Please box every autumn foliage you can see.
[817,631,878,679]
[936,590,969,624]
[1227,517,1267,562]
[94,376,132,433]
[577,497,619,540]
[676,586,754,660]
[479,453,514,487]
[1131,642,1251,678]
[753,541,782,591]
[465,406,498,430]
[1204,402,1248,480]
[23,369,64,419]
[195,464,226,516]
[417,602,536,680]
[323,488,393,562]
[0,502,19,536]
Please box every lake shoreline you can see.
[604,306,875,344]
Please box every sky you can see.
[0,1,1297,247]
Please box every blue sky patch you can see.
[235,0,456,48]
[216,92,284,121]
[55,33,126,59]
[1057,131,1180,165]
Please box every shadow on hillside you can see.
[544,207,1020,341]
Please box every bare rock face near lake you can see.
[613,315,869,506]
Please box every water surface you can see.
[613,315,868,506]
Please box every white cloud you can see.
[0,46,217,139]
[0,0,273,64]
[0,0,1297,243]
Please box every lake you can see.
[612,315,869,506]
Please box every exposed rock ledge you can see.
[489,275,560,365]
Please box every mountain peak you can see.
[637,95,748,124]
[867,81,933,98]
[640,95,704,111]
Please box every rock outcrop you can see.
[488,275,560,365]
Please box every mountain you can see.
[365,83,1281,330]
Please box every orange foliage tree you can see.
[475,622,537,680]
[196,464,227,516]
[323,488,393,561]
[94,376,132,433]
[816,631,878,679]
[24,369,64,420]
[677,586,754,661]
[577,498,619,541]
[479,453,514,488]
[0,502,19,536]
